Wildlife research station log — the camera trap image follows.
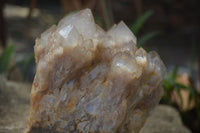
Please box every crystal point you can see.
[107,21,137,45]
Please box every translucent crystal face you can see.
[107,21,137,46]
[27,9,166,133]
[58,9,97,43]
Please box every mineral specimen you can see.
[26,9,166,133]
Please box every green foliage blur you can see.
[161,68,200,132]
[0,45,34,79]
[0,45,15,74]
[130,10,161,47]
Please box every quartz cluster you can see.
[26,9,166,133]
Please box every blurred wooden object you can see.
[61,0,97,13]
[198,44,200,93]
[61,0,74,13]
[0,0,6,47]
[171,73,195,111]
[134,0,143,17]
[26,0,37,38]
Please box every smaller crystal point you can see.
[56,24,82,48]
[26,9,166,133]
[58,9,96,40]
[107,21,137,46]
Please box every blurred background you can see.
[0,0,199,132]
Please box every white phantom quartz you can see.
[26,9,166,133]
